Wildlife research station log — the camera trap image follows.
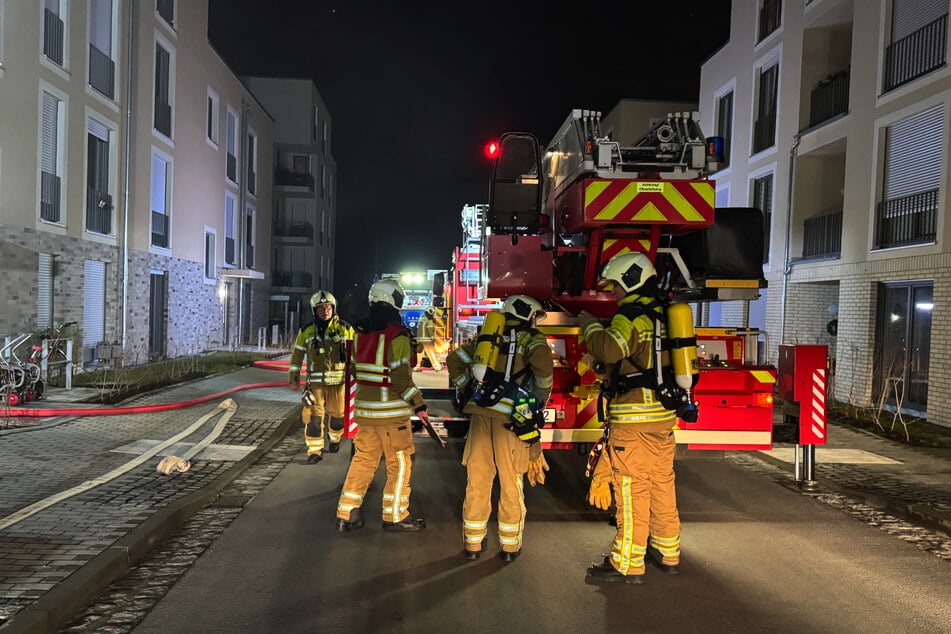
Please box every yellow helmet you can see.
[501,295,546,323]
[368,279,405,309]
[309,290,337,310]
[599,252,655,293]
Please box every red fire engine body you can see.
[462,108,776,451]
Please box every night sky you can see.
[207,0,732,295]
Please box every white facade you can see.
[700,0,950,427]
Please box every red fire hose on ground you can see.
[1,360,292,419]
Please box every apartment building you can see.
[0,1,274,365]
[241,76,337,342]
[700,0,950,427]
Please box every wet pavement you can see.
[0,365,948,632]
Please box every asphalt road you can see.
[131,434,951,633]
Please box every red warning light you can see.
[483,141,500,160]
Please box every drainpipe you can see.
[120,0,135,348]
[779,133,802,347]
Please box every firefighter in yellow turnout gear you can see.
[288,290,354,464]
[335,279,430,533]
[579,252,682,584]
[413,306,443,371]
[447,295,553,562]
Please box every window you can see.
[312,105,318,143]
[247,129,257,195]
[150,151,171,248]
[752,173,773,263]
[226,107,237,182]
[715,90,733,168]
[43,0,65,66]
[157,0,174,27]
[224,192,236,266]
[154,42,172,137]
[875,281,933,412]
[37,253,53,329]
[86,117,113,235]
[89,0,115,99]
[876,105,943,248]
[320,164,326,200]
[204,227,217,280]
[245,205,256,268]
[322,120,328,155]
[753,64,778,154]
[40,91,64,223]
[884,0,949,91]
[207,87,219,147]
[757,0,782,43]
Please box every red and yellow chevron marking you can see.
[584,180,714,225]
[599,238,653,266]
[432,307,449,361]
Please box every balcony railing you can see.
[753,111,776,154]
[86,187,112,235]
[248,169,256,195]
[884,14,948,92]
[274,169,315,189]
[227,153,237,181]
[274,221,314,239]
[157,0,174,26]
[151,211,169,248]
[155,103,172,137]
[272,271,313,288]
[89,45,115,100]
[758,0,782,43]
[874,189,938,249]
[40,171,61,223]
[225,237,235,265]
[43,9,64,65]
[802,207,842,259]
[246,244,254,268]
[808,68,850,129]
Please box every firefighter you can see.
[579,251,682,584]
[287,290,354,463]
[447,295,554,562]
[335,279,430,533]
[413,306,443,371]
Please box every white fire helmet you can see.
[309,290,337,311]
[599,252,656,293]
[501,295,546,323]
[368,279,405,309]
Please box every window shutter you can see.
[151,155,167,214]
[90,0,112,57]
[226,195,236,237]
[41,93,59,174]
[37,253,53,329]
[884,106,943,200]
[892,0,950,41]
[87,117,109,141]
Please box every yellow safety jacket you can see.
[581,294,675,425]
[288,316,354,386]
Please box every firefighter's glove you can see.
[588,480,612,511]
[527,452,550,487]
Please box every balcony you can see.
[874,189,938,249]
[753,111,776,154]
[884,14,947,92]
[155,103,172,137]
[151,211,169,248]
[40,171,61,223]
[808,68,849,129]
[272,271,313,289]
[247,169,256,195]
[273,221,314,240]
[43,8,64,65]
[225,237,235,265]
[86,188,112,235]
[245,244,254,268]
[227,153,237,181]
[89,44,115,100]
[802,207,842,259]
[274,169,315,190]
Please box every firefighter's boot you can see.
[336,507,365,532]
[647,544,679,574]
[327,417,344,453]
[464,537,488,561]
[586,559,645,585]
[382,517,427,532]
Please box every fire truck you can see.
[446,204,502,348]
[460,107,776,451]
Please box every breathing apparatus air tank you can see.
[666,302,699,390]
[471,310,507,382]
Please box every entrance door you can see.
[83,260,105,364]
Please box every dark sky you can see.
[207,0,732,293]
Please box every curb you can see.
[0,410,298,634]
[751,451,951,539]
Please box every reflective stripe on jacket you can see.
[353,323,425,424]
[288,316,354,386]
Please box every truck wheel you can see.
[6,391,20,406]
